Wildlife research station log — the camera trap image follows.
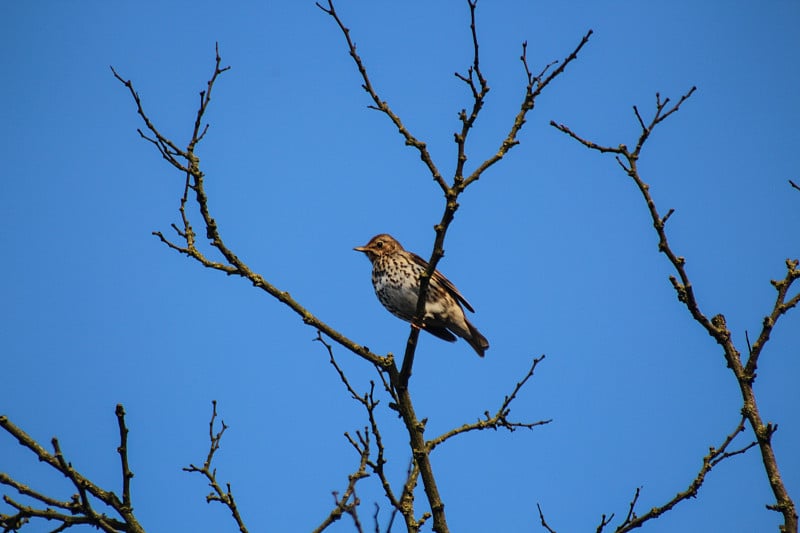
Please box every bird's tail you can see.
[464,319,489,357]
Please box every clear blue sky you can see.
[2,2,799,532]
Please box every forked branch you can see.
[0,406,144,533]
[461,29,592,191]
[428,355,550,451]
[313,426,370,533]
[315,0,448,192]
[183,401,249,533]
[608,417,755,533]
[112,47,391,373]
[317,332,428,533]
[537,417,755,533]
[552,88,798,532]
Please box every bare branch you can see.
[619,488,640,530]
[115,404,133,511]
[313,428,370,533]
[316,333,431,532]
[1,495,126,533]
[462,29,593,190]
[746,259,800,378]
[110,66,189,173]
[453,0,491,186]
[113,46,392,373]
[555,88,712,335]
[428,355,550,451]
[555,85,798,531]
[536,503,559,533]
[0,409,144,533]
[316,0,447,192]
[631,88,696,156]
[613,417,754,532]
[551,86,696,160]
[183,401,249,533]
[0,473,74,511]
[549,120,623,154]
[189,43,230,152]
[595,512,615,533]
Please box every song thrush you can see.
[354,234,489,357]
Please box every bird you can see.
[354,234,489,357]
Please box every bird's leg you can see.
[410,314,429,331]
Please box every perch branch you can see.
[112,47,392,373]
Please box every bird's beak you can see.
[353,246,367,253]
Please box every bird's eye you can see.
[376,241,383,248]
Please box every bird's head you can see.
[354,234,403,262]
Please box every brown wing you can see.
[409,251,476,313]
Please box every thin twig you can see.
[595,512,614,533]
[183,401,249,533]
[0,409,145,533]
[316,0,448,192]
[462,29,593,190]
[313,427,370,533]
[428,355,550,451]
[746,259,800,378]
[315,332,429,532]
[536,503,558,533]
[115,404,133,511]
[453,0,491,186]
[613,417,754,532]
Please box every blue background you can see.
[2,2,798,532]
